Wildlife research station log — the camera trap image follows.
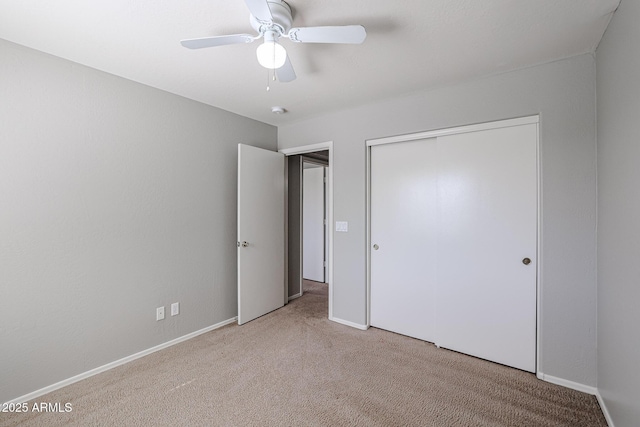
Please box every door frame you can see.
[365,116,541,373]
[280,141,334,320]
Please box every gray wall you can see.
[0,39,276,403]
[287,155,302,298]
[596,0,640,424]
[279,54,598,387]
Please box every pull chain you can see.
[266,43,279,90]
[266,68,278,91]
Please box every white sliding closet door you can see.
[370,138,438,342]
[369,120,537,373]
[435,124,537,372]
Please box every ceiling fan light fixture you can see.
[256,31,287,69]
[181,0,367,82]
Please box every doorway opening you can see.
[287,151,329,298]
[280,142,333,319]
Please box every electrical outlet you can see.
[336,221,348,232]
[171,302,179,316]
[156,306,165,321]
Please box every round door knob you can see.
[522,257,531,265]
[373,244,379,250]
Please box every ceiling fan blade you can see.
[288,25,366,44]
[244,0,273,24]
[276,56,296,83]
[181,34,255,49]
[180,34,255,49]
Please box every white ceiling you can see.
[0,0,619,126]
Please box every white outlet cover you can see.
[336,221,348,232]
[156,306,165,321]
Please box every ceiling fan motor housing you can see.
[250,0,293,35]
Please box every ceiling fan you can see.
[180,0,367,83]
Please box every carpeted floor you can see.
[1,280,607,426]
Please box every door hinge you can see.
[323,261,327,267]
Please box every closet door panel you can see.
[435,124,537,372]
[370,138,438,342]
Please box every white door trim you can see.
[367,115,539,147]
[365,116,541,374]
[280,142,334,321]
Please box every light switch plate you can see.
[336,221,348,232]
[171,302,179,316]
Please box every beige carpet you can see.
[1,280,606,427]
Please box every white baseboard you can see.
[4,317,237,405]
[288,292,302,301]
[595,390,615,427]
[329,316,368,330]
[537,372,597,395]
[538,373,615,426]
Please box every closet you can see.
[368,117,538,372]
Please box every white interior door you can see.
[370,138,438,342]
[435,124,537,372]
[237,144,285,325]
[303,165,325,282]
